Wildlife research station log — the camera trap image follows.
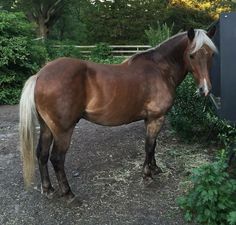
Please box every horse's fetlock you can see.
[143,164,152,177]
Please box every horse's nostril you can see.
[199,87,204,95]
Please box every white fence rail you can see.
[54,45,151,57]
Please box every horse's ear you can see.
[207,25,216,38]
[187,28,195,41]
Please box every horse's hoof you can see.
[150,165,163,175]
[142,175,154,186]
[41,186,58,199]
[143,165,152,177]
[66,196,82,208]
[45,189,59,200]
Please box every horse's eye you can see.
[190,54,194,59]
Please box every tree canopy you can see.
[0,0,235,43]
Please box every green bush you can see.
[228,211,236,225]
[0,11,47,104]
[169,76,210,140]
[90,57,124,65]
[167,50,236,225]
[178,157,236,225]
[45,40,82,60]
[145,22,174,47]
[169,75,236,146]
[46,42,115,62]
[91,43,112,61]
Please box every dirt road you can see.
[0,105,208,225]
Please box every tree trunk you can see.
[37,16,49,40]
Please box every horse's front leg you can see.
[143,116,165,179]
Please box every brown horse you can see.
[19,28,217,205]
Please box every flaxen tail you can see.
[19,75,38,188]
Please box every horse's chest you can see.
[145,92,174,117]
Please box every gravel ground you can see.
[0,105,213,225]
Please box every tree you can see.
[169,0,233,19]
[0,0,15,10]
[82,0,168,44]
[165,0,234,33]
[0,11,47,104]
[13,0,65,39]
[49,0,88,43]
[0,0,85,40]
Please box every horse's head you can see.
[185,27,217,96]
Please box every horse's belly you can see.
[83,105,145,126]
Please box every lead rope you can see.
[202,96,218,142]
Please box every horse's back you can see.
[37,57,87,79]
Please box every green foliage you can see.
[145,22,174,47]
[169,76,209,140]
[46,41,116,62]
[89,57,124,65]
[166,4,214,33]
[45,41,82,60]
[91,43,112,61]
[169,75,236,146]
[214,120,236,148]
[0,11,47,104]
[12,0,66,38]
[49,0,88,43]
[178,158,236,225]
[83,0,168,44]
[228,211,236,225]
[2,0,235,44]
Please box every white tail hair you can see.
[19,74,38,188]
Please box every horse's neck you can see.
[168,62,188,88]
[152,36,188,88]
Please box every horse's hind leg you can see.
[36,118,54,198]
[50,127,79,205]
[143,116,165,179]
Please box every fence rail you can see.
[54,45,152,57]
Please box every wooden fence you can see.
[54,45,152,57]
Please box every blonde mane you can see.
[190,29,217,53]
[124,29,217,64]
